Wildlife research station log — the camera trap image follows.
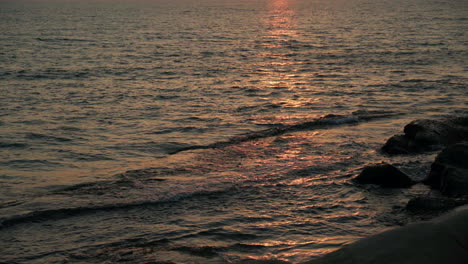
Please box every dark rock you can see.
[423,143,468,196]
[382,116,468,155]
[354,163,415,188]
[382,135,413,154]
[406,196,464,212]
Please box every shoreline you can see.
[304,114,468,264]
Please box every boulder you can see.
[423,143,468,196]
[382,116,468,155]
[405,196,463,212]
[303,205,468,264]
[354,163,415,188]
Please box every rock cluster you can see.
[423,143,468,196]
[355,115,467,194]
[356,116,468,195]
[309,115,468,264]
[404,142,468,213]
[381,116,468,155]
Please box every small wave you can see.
[400,78,435,83]
[3,159,62,169]
[235,102,284,113]
[36,37,95,43]
[116,167,192,180]
[184,227,260,241]
[170,110,400,154]
[58,126,84,132]
[52,176,164,195]
[171,242,267,258]
[0,142,28,149]
[173,245,225,257]
[0,200,23,209]
[65,152,114,162]
[199,51,227,58]
[0,187,236,229]
[25,133,72,142]
[66,240,270,264]
[112,141,192,155]
[0,203,154,229]
[154,95,180,100]
[14,68,90,80]
[159,71,178,76]
[314,73,345,78]
[52,180,136,197]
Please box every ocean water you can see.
[0,0,467,263]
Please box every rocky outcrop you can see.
[304,205,468,264]
[354,163,415,188]
[422,143,468,196]
[306,115,468,264]
[381,116,468,155]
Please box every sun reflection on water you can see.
[266,0,298,36]
[251,0,311,126]
[259,0,299,62]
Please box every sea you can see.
[0,0,467,263]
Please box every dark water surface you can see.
[0,0,467,263]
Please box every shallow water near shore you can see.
[1,0,467,263]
